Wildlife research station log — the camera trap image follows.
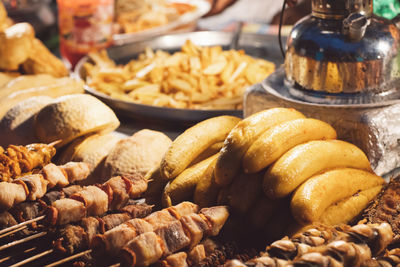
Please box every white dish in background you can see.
[113,0,211,45]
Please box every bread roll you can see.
[34,94,120,147]
[101,129,172,183]
[58,133,123,185]
[0,96,53,146]
[0,72,20,88]
[0,76,84,119]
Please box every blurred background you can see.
[1,0,312,54]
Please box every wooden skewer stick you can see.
[48,140,62,147]
[0,225,27,239]
[44,249,92,267]
[0,231,47,252]
[0,246,37,263]
[0,215,45,236]
[10,249,54,267]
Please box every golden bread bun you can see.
[0,23,35,70]
[0,75,84,119]
[0,74,58,95]
[34,94,120,147]
[58,133,123,185]
[0,96,53,146]
[0,72,20,88]
[101,129,172,182]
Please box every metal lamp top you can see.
[312,0,373,19]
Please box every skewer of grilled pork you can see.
[46,175,148,226]
[154,244,207,267]
[4,203,153,267]
[361,248,400,267]
[0,162,91,211]
[0,185,84,230]
[91,202,200,258]
[53,203,153,255]
[0,143,57,182]
[119,205,230,267]
[41,202,201,267]
[224,223,393,267]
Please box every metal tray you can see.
[75,31,284,125]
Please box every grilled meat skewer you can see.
[91,202,200,257]
[52,203,153,255]
[361,248,400,266]
[46,175,148,226]
[0,143,56,182]
[120,205,230,267]
[155,244,207,267]
[0,185,84,230]
[224,223,393,267]
[0,162,90,211]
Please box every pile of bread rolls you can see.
[147,107,384,240]
[0,93,172,185]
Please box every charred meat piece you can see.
[48,198,86,225]
[60,162,91,184]
[120,205,230,267]
[71,186,109,216]
[155,220,190,256]
[362,175,400,243]
[15,174,48,201]
[40,163,69,188]
[0,182,27,211]
[0,211,17,228]
[54,204,151,255]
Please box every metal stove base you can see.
[244,69,400,178]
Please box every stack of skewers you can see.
[0,142,231,267]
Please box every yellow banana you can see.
[162,154,218,207]
[291,168,384,225]
[318,185,383,226]
[193,158,220,208]
[160,116,240,180]
[243,118,337,173]
[228,171,263,214]
[263,140,373,199]
[190,142,224,166]
[215,108,305,186]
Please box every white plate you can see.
[113,0,211,45]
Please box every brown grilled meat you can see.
[361,175,400,243]
[0,143,56,182]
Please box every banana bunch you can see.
[213,107,384,231]
[144,115,241,208]
[147,107,384,238]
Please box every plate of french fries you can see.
[75,31,283,124]
[113,0,211,45]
